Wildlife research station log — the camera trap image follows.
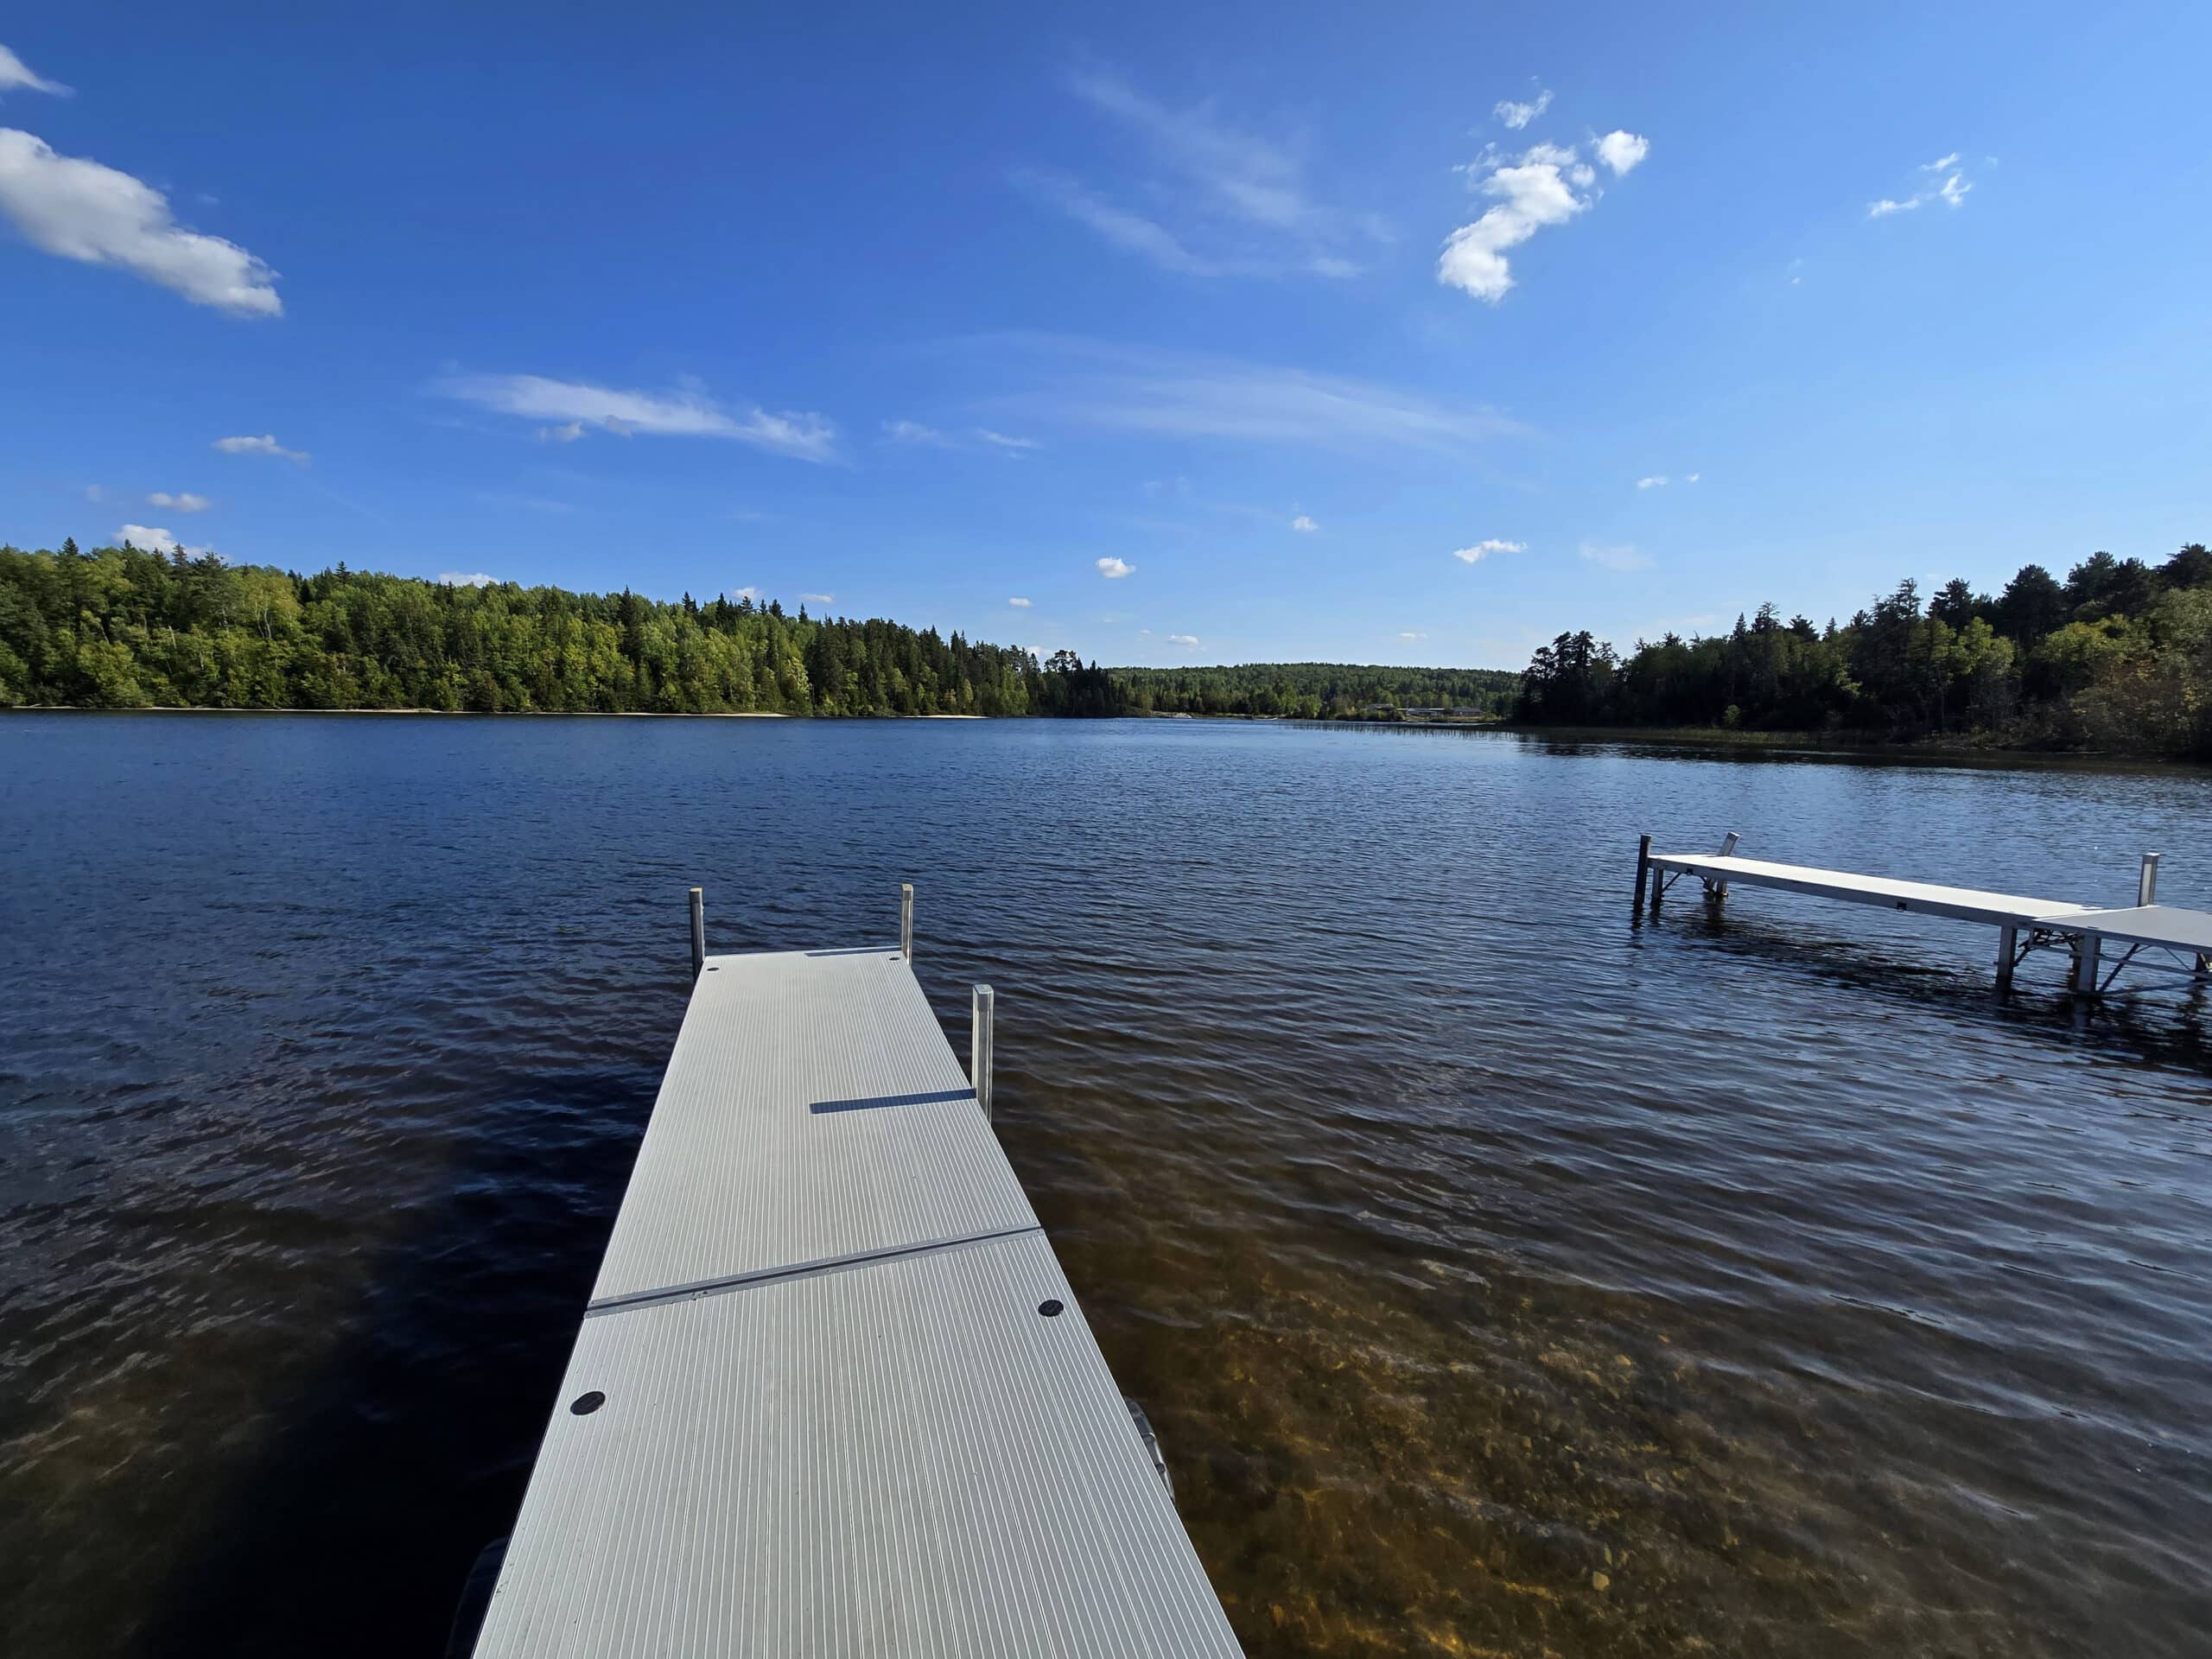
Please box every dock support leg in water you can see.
[689,887,704,980]
[2139,853,2162,906]
[1634,834,1652,911]
[1996,925,2017,989]
[900,882,914,960]
[2073,933,2101,996]
[971,984,995,1122]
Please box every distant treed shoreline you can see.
[8,538,2209,754]
[0,541,1110,716]
[1514,545,2212,759]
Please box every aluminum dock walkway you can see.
[1639,835,2212,995]
[472,919,1244,1656]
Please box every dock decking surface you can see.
[1647,852,2090,926]
[473,947,1243,1658]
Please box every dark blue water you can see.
[3,714,2209,1657]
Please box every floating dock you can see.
[471,895,1244,1657]
[1637,835,2212,995]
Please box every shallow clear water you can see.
[3,714,2209,1657]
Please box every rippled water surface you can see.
[4,714,2210,1657]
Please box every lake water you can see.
[3,713,2209,1657]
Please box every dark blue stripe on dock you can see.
[810,1087,978,1115]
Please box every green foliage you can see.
[0,542,1057,717]
[1108,662,1517,721]
[1514,543,2212,757]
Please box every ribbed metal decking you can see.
[473,945,1244,1658]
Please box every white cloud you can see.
[439,571,496,588]
[1096,556,1135,579]
[1008,596,1033,607]
[147,491,211,512]
[117,523,211,556]
[1439,133,1647,303]
[799,592,835,605]
[434,372,838,462]
[0,130,280,316]
[1868,152,1974,218]
[1493,88,1554,130]
[1686,472,1700,483]
[1636,475,1668,489]
[1453,537,1524,563]
[884,418,951,446]
[0,45,69,98]
[982,335,1522,455]
[537,421,584,443]
[1166,632,1199,647]
[213,433,308,462]
[976,428,1039,451]
[1290,513,1319,532]
[1580,540,1649,571]
[728,585,762,602]
[1398,630,1427,640]
[1595,130,1649,175]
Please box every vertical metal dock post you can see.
[2074,933,2101,995]
[689,887,705,980]
[1996,925,2017,988]
[2139,853,2162,906]
[1633,834,1652,910]
[900,883,914,960]
[970,984,995,1121]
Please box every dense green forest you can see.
[0,539,1117,716]
[1110,662,1517,720]
[1516,543,2212,756]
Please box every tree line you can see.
[1111,662,1518,720]
[1515,543,2212,756]
[0,539,1113,717]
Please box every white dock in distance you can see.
[471,889,1244,1658]
[1635,833,2212,997]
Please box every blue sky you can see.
[3,3,2209,670]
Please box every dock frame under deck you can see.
[1633,833,2212,999]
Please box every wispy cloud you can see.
[0,44,69,97]
[1686,472,1700,483]
[728,585,762,603]
[1019,67,1370,280]
[440,571,496,588]
[1868,152,1974,218]
[976,428,1039,452]
[214,433,308,463]
[1636,475,1668,489]
[147,491,210,512]
[435,372,839,462]
[799,592,835,605]
[1453,537,1524,563]
[1398,630,1428,640]
[1580,540,1649,571]
[1438,130,1649,302]
[1290,513,1319,532]
[883,418,953,447]
[1008,596,1033,607]
[1011,167,1215,275]
[82,484,101,503]
[1096,556,1135,579]
[1166,632,1199,647]
[1493,86,1552,130]
[117,523,211,556]
[537,421,584,443]
[977,335,1524,455]
[0,130,281,315]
